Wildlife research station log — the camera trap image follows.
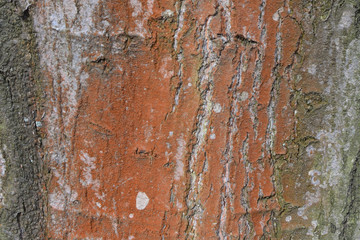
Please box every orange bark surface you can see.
[33,0,301,238]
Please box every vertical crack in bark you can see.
[340,149,360,239]
[185,10,222,238]
[218,0,232,41]
[171,51,184,113]
[218,52,244,239]
[171,0,186,113]
[173,0,186,52]
[239,133,252,237]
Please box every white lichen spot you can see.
[218,0,232,37]
[174,137,186,181]
[134,21,145,38]
[307,220,318,236]
[0,151,6,204]
[128,0,154,37]
[50,9,66,31]
[162,9,174,18]
[176,200,183,209]
[306,145,315,157]
[48,0,100,35]
[272,7,284,22]
[240,91,249,101]
[146,0,154,15]
[130,0,142,17]
[36,121,42,128]
[307,64,317,75]
[297,190,320,220]
[144,124,153,142]
[63,0,77,23]
[49,192,65,211]
[129,236,135,240]
[210,133,216,140]
[309,170,321,186]
[169,131,174,137]
[136,192,149,210]
[297,207,307,219]
[111,216,119,236]
[285,216,292,222]
[321,226,329,235]
[272,12,280,22]
[213,103,222,113]
[129,213,134,218]
[0,151,6,177]
[79,151,99,188]
[159,56,174,80]
[338,10,354,29]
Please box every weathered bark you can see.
[279,1,360,239]
[0,1,45,239]
[0,0,360,239]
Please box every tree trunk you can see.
[1,0,360,239]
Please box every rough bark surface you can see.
[33,0,298,238]
[0,0,44,239]
[277,1,360,239]
[0,0,360,239]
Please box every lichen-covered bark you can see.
[1,0,360,239]
[276,0,360,239]
[0,1,45,239]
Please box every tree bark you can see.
[0,0,360,239]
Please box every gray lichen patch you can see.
[276,1,360,239]
[0,1,45,239]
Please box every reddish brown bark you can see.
[3,0,360,239]
[0,0,350,239]
[31,1,303,239]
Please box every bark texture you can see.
[0,0,44,239]
[0,0,360,239]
